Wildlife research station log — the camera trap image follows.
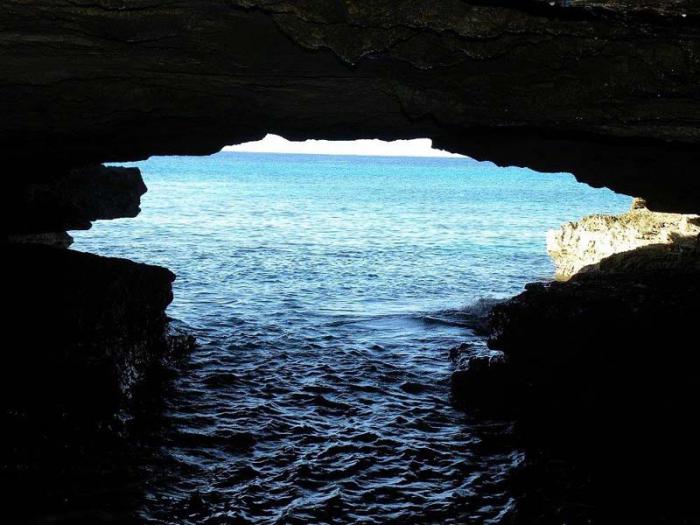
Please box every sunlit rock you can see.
[547,198,700,279]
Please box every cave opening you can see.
[72,136,632,334]
[4,1,700,522]
[60,137,635,523]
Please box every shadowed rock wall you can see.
[4,244,177,409]
[1,1,700,212]
[5,165,146,237]
[2,3,699,521]
[451,198,700,521]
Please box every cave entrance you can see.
[67,136,633,522]
[73,135,631,330]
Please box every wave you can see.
[455,296,506,319]
[421,297,506,334]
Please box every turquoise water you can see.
[78,153,629,322]
[74,152,629,524]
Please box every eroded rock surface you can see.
[453,196,700,521]
[6,231,74,249]
[2,161,170,407]
[1,1,700,212]
[4,244,177,410]
[452,266,700,522]
[547,199,700,278]
[1,2,699,521]
[5,164,147,237]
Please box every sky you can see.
[223,134,464,158]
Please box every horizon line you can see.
[220,149,471,160]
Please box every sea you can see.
[72,152,630,524]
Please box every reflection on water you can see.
[66,153,629,523]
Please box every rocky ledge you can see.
[3,244,191,413]
[453,207,700,521]
[4,164,147,242]
[2,161,197,411]
[454,200,700,415]
[491,270,699,521]
[547,198,700,278]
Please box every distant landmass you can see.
[223,134,464,158]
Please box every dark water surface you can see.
[71,153,629,524]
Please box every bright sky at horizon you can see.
[223,134,464,158]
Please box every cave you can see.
[3,1,700,524]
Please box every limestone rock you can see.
[547,200,700,279]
